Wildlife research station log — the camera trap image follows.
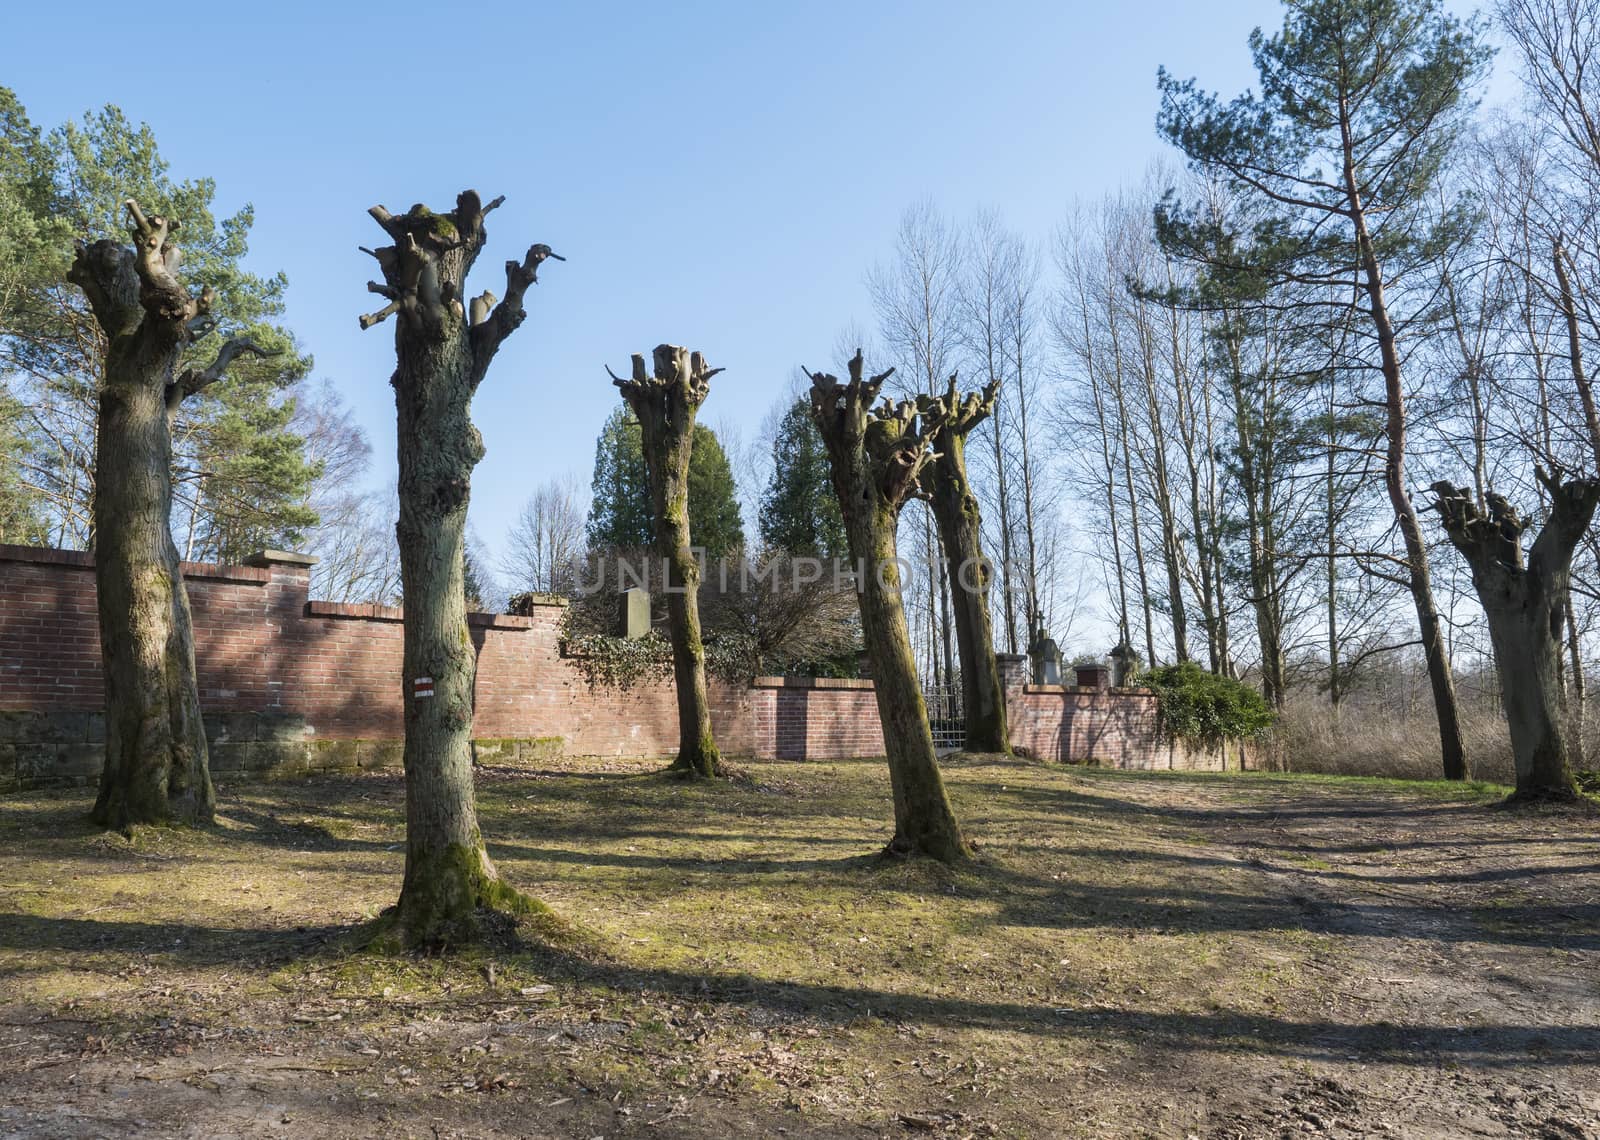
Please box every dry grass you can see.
[1,756,1597,1138]
[1275,695,1520,783]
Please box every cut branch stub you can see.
[1428,480,1526,571]
[66,200,257,406]
[916,371,1000,438]
[806,348,943,507]
[609,344,719,421]
[358,191,562,387]
[68,200,210,336]
[357,196,484,336]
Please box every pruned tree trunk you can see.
[919,374,1010,754]
[67,201,271,831]
[358,191,562,948]
[611,345,722,778]
[1431,473,1600,802]
[808,351,969,862]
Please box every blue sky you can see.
[10,0,1498,582]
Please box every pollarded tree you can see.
[917,374,1010,754]
[67,201,274,829]
[807,350,969,862]
[1431,473,1600,802]
[358,190,561,949]
[609,345,723,778]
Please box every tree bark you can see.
[66,202,267,830]
[359,191,561,948]
[612,345,722,778]
[809,352,969,862]
[1339,107,1468,780]
[919,375,1010,754]
[1431,474,1600,802]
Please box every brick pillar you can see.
[244,550,317,715]
[996,652,1028,696]
[1074,663,1111,691]
[245,549,317,613]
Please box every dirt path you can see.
[1,763,1597,1138]
[1094,775,1600,1138]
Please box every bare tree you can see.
[959,212,1024,653]
[870,202,963,687]
[504,475,586,595]
[358,190,561,949]
[610,345,723,779]
[67,201,272,829]
[808,351,969,862]
[699,550,860,674]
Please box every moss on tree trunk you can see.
[612,346,723,779]
[360,192,562,949]
[67,203,271,830]
[808,352,970,862]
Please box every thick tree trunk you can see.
[856,511,969,859]
[809,352,969,862]
[922,378,1010,754]
[92,366,212,829]
[1432,475,1600,802]
[66,205,268,830]
[360,192,560,948]
[614,346,721,778]
[391,337,506,944]
[1485,598,1574,800]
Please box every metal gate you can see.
[923,681,966,753]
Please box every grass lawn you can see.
[1,754,1596,1138]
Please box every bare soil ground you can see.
[1,756,1596,1139]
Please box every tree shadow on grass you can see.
[3,911,1596,1070]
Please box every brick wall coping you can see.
[305,599,537,630]
[0,543,271,585]
[506,592,570,610]
[244,549,318,568]
[751,676,876,690]
[1023,683,1156,697]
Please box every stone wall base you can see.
[0,710,575,791]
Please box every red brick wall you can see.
[0,545,888,762]
[0,545,1197,782]
[1004,685,1231,770]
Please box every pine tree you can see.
[759,397,846,557]
[0,89,313,552]
[587,406,744,557]
[1156,0,1490,779]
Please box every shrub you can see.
[1144,661,1276,748]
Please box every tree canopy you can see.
[759,397,846,558]
[0,87,318,559]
